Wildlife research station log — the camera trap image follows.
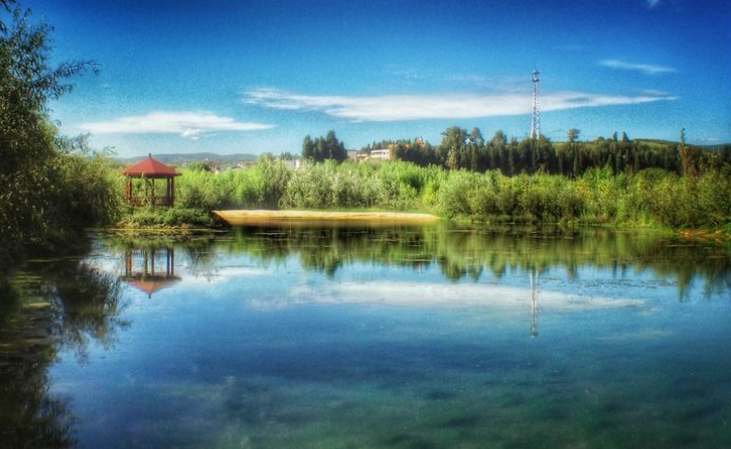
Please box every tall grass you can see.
[150,160,731,230]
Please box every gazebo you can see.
[122,154,181,206]
[120,247,180,298]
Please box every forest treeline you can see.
[350,127,731,177]
[302,131,348,163]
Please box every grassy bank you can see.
[22,157,727,236]
[169,160,731,231]
[116,206,221,229]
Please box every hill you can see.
[115,152,258,167]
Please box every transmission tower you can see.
[530,69,541,140]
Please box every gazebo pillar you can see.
[166,177,172,206]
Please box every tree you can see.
[679,128,700,178]
[315,138,327,162]
[532,135,553,173]
[186,161,213,172]
[302,135,314,160]
[302,131,346,163]
[1,3,99,263]
[469,127,484,147]
[491,130,507,147]
[440,126,467,170]
[0,0,15,33]
[567,129,580,178]
[486,130,508,173]
[507,137,518,175]
[567,128,580,144]
[325,130,347,162]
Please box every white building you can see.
[369,148,392,161]
[281,159,302,170]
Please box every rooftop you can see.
[122,154,181,178]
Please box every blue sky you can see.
[19,0,731,157]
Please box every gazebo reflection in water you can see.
[121,247,181,298]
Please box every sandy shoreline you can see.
[213,210,440,226]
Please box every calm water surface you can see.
[1,224,730,449]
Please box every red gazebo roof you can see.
[123,154,181,178]
[122,275,181,297]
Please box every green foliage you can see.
[166,157,731,230]
[52,135,124,227]
[0,5,112,265]
[185,160,214,172]
[433,165,729,227]
[120,207,215,228]
[436,170,483,216]
[176,168,229,210]
[2,0,727,267]
[281,160,405,209]
[301,130,347,163]
[387,126,729,178]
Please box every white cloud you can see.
[180,266,272,287]
[243,87,677,122]
[599,59,676,75]
[332,282,646,311]
[79,111,275,138]
[247,281,647,311]
[646,0,662,9]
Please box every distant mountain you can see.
[630,139,730,150]
[115,152,258,167]
[697,143,731,151]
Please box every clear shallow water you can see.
[1,224,730,449]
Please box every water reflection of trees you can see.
[0,257,127,449]
[103,234,219,282]
[97,226,730,300]
[218,224,731,299]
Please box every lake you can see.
[1,224,730,449]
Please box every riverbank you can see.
[171,161,731,231]
[213,210,440,226]
[113,203,731,240]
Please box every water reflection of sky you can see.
[45,229,731,449]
